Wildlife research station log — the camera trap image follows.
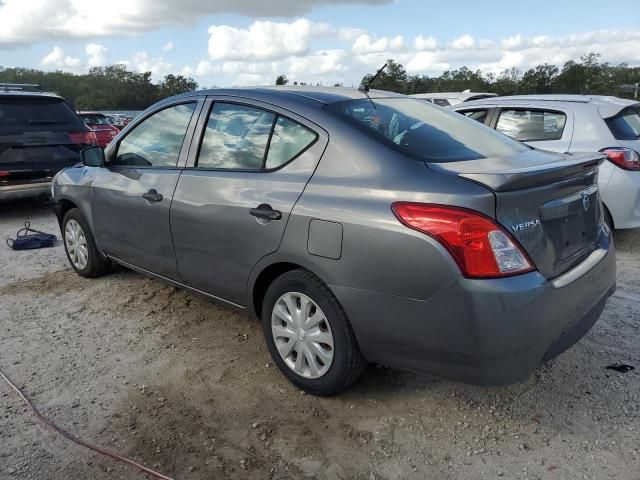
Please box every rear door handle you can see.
[142,189,163,203]
[250,203,282,221]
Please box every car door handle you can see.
[250,204,282,221]
[142,189,163,203]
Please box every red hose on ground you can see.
[0,368,176,480]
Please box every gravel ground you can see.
[0,198,638,480]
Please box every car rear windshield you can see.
[80,114,110,125]
[327,98,528,162]
[0,96,85,134]
[605,106,640,140]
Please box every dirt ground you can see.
[1,198,638,480]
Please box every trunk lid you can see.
[428,150,605,279]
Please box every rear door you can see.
[91,99,203,279]
[492,106,574,153]
[170,97,328,305]
[0,96,92,182]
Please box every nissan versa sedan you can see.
[52,87,616,395]
[452,95,640,230]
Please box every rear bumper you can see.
[331,227,616,386]
[0,181,51,201]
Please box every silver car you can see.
[452,95,640,230]
[410,91,498,107]
[52,87,616,395]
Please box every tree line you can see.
[358,54,639,98]
[0,64,198,110]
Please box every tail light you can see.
[69,131,98,146]
[392,203,535,278]
[0,170,9,177]
[601,147,640,171]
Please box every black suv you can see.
[0,84,97,201]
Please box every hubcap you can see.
[64,219,89,270]
[271,292,334,379]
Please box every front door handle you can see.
[142,189,163,203]
[250,203,282,221]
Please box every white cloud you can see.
[208,19,317,61]
[0,0,390,46]
[86,43,108,67]
[120,51,173,77]
[289,49,348,75]
[451,34,474,50]
[414,35,437,51]
[352,34,405,54]
[41,46,82,70]
[163,41,174,52]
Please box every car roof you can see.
[456,94,639,117]
[170,86,406,108]
[78,111,106,115]
[0,90,63,100]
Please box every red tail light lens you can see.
[69,131,98,146]
[0,170,10,177]
[601,147,640,171]
[392,203,535,278]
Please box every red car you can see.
[78,112,119,148]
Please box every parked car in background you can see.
[452,95,640,230]
[0,84,97,201]
[410,91,497,107]
[78,112,119,148]
[52,87,616,395]
[105,113,132,130]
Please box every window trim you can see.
[108,99,201,170]
[191,99,319,173]
[494,107,568,143]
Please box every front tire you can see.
[62,208,110,278]
[261,269,367,395]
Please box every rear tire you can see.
[62,208,110,278]
[261,269,367,396]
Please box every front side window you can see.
[496,109,567,142]
[198,103,274,170]
[328,98,528,163]
[113,103,196,167]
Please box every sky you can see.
[0,0,639,87]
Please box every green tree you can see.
[275,74,289,85]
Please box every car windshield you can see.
[0,97,85,134]
[327,97,528,162]
[81,114,110,125]
[606,106,640,140]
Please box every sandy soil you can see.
[1,198,638,480]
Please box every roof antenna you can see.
[358,62,388,93]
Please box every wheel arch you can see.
[249,258,334,319]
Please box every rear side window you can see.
[198,104,274,170]
[0,97,85,134]
[496,109,567,141]
[460,109,489,124]
[605,106,640,140]
[113,102,196,168]
[197,103,317,171]
[265,117,317,169]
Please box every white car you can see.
[452,95,640,230]
[410,91,497,107]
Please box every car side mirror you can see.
[80,145,105,167]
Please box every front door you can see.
[91,100,201,279]
[171,98,327,305]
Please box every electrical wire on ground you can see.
[0,368,175,480]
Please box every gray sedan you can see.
[52,87,616,395]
